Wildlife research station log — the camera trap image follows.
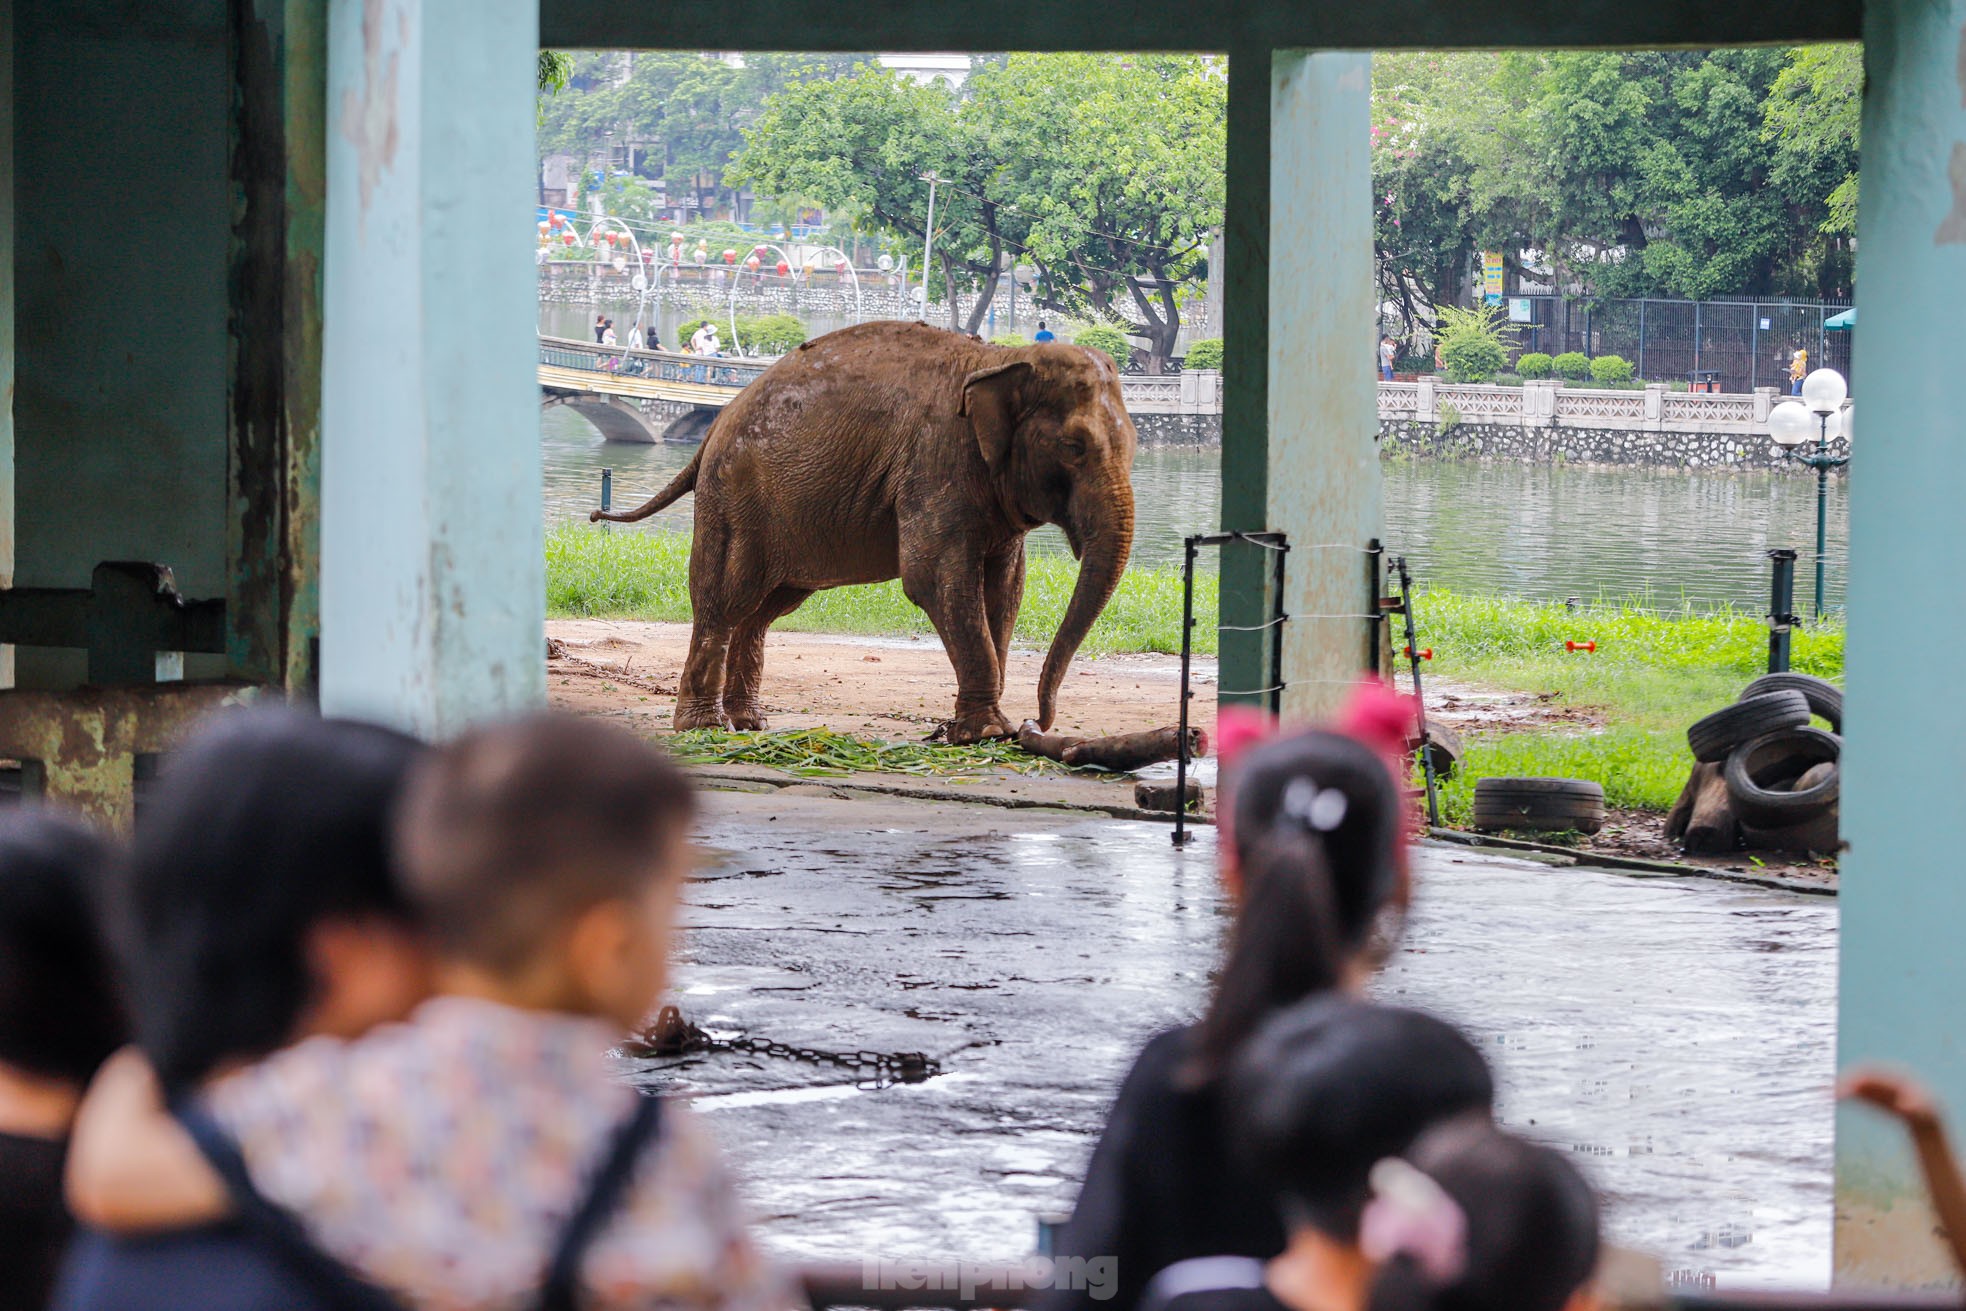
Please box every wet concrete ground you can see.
[630,788,1834,1291]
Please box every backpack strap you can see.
[172,1101,409,1311]
[532,1094,665,1311]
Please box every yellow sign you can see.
[1481,251,1505,304]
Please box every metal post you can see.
[600,467,612,535]
[1767,548,1796,673]
[1174,536,1198,847]
[1751,307,1760,391]
[1637,300,1646,378]
[1268,539,1288,718]
[920,172,940,324]
[1693,300,1701,378]
[1815,419,1831,619]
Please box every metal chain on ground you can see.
[628,1007,941,1086]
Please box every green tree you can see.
[1763,44,1862,241]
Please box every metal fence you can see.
[1513,297,1853,394]
[1393,297,1854,395]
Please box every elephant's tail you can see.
[589,446,703,524]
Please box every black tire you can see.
[1687,691,1811,763]
[1740,673,1843,732]
[1723,727,1841,827]
[1472,777,1606,835]
[1740,811,1840,856]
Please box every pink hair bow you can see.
[1358,1157,1469,1285]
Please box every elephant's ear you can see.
[959,360,1033,472]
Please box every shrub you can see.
[989,333,1030,347]
[1433,303,1516,383]
[1516,352,1553,379]
[1552,351,1591,380]
[1183,337,1224,371]
[676,317,717,346]
[1590,354,1635,384]
[737,313,807,355]
[1073,324,1133,368]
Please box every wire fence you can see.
[1388,297,1854,395]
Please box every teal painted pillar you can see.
[1219,50,1380,720]
[318,0,544,734]
[1269,51,1379,720]
[1835,0,1966,1287]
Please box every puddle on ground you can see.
[633,792,1833,1290]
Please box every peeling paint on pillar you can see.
[318,0,544,734]
[1266,51,1379,722]
[1836,0,1966,1289]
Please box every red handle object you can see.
[1565,640,1597,653]
[1403,646,1433,661]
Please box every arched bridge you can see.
[538,336,769,443]
[539,333,1224,444]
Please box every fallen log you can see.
[1015,722,1210,772]
[1663,763,1714,842]
[1682,762,1739,855]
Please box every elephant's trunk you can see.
[1037,479,1136,730]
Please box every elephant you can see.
[590,320,1137,744]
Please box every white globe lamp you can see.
[1768,400,1815,447]
[1801,367,1848,416]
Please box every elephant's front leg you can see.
[903,554,1012,745]
[723,586,813,731]
[983,542,1026,703]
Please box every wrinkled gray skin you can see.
[591,321,1138,744]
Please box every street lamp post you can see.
[1767,367,1851,620]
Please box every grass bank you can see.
[1416,590,1843,818]
[547,524,1217,659]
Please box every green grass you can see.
[546,524,1219,658]
[669,727,1092,779]
[1414,590,1843,814]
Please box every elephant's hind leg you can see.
[675,519,772,731]
[723,586,812,731]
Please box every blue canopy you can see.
[1824,307,1856,330]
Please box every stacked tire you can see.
[1679,674,1841,856]
[1472,777,1606,836]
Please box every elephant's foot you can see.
[725,705,768,731]
[939,706,1016,746]
[673,698,732,732]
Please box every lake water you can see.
[544,406,1849,612]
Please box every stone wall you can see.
[1377,418,1850,471]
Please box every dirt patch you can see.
[1399,676,1606,734]
[547,619,1211,742]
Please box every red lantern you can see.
[753,245,769,258]
[836,260,849,273]
[548,213,563,228]
[562,232,576,246]
[745,255,761,270]
[723,249,736,264]
[775,260,790,276]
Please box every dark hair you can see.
[1228,998,1494,1239]
[0,810,126,1084]
[1366,1122,1600,1311]
[395,713,694,974]
[1188,730,1403,1081]
[120,708,424,1092]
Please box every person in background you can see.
[1139,999,1501,1311]
[68,715,783,1311]
[58,710,433,1310]
[1790,346,1808,395]
[1840,1067,1966,1279]
[1042,684,1417,1311]
[1034,320,1057,343]
[1379,336,1398,382]
[0,810,126,1311]
[690,320,722,357]
[628,322,645,351]
[594,314,608,344]
[601,318,619,348]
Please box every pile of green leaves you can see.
[669,728,1082,779]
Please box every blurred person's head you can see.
[121,709,431,1093]
[394,713,695,1030]
[1229,998,1494,1242]
[1361,1121,1600,1311]
[0,809,125,1102]
[1186,706,1408,1083]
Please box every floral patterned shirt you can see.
[205,997,786,1311]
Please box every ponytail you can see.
[1187,820,1342,1084]
[1364,1254,1438,1311]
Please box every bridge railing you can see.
[539,335,770,390]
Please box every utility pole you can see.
[920,172,941,325]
